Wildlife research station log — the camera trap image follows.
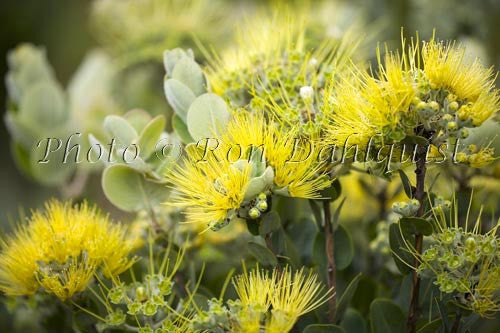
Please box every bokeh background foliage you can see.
[0,0,499,332]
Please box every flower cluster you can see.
[192,266,333,333]
[0,200,136,300]
[325,35,499,160]
[206,7,358,137]
[167,111,331,231]
[417,219,500,317]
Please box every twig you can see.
[451,312,462,333]
[407,140,428,333]
[323,200,337,323]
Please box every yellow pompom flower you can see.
[0,200,136,300]
[325,33,499,153]
[206,4,358,110]
[266,266,334,333]
[325,50,415,148]
[166,111,330,230]
[419,39,499,126]
[167,153,252,229]
[230,266,333,333]
[222,111,331,198]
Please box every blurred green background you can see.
[0,0,94,223]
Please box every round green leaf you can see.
[340,308,367,333]
[334,224,354,270]
[103,115,138,147]
[123,109,152,133]
[137,115,166,159]
[164,78,196,121]
[186,93,229,142]
[102,164,169,212]
[172,57,206,96]
[369,299,405,333]
[19,81,67,130]
[248,241,277,267]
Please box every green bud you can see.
[465,237,477,250]
[256,200,268,212]
[108,285,124,304]
[258,193,267,200]
[442,114,453,122]
[429,101,440,111]
[464,249,479,263]
[138,325,154,333]
[249,207,261,219]
[159,279,173,295]
[416,101,427,111]
[441,230,456,245]
[480,239,495,255]
[459,128,469,139]
[447,255,463,269]
[105,309,126,326]
[127,301,142,315]
[447,121,457,130]
[143,300,158,316]
[136,286,147,302]
[448,101,459,111]
[422,247,438,261]
[467,144,477,153]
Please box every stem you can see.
[407,142,428,333]
[323,200,337,323]
[451,312,462,333]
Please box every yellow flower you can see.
[206,7,307,98]
[266,266,334,333]
[166,153,252,229]
[467,147,496,168]
[419,39,499,126]
[325,33,499,150]
[233,266,274,310]
[206,4,358,110]
[167,111,330,229]
[0,200,135,300]
[325,51,415,148]
[229,265,332,333]
[224,111,331,198]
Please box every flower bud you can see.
[447,121,457,130]
[249,207,261,219]
[429,101,440,111]
[448,101,459,111]
[258,193,267,200]
[256,200,268,212]
[416,101,427,111]
[136,286,147,302]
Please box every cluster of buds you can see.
[103,273,174,328]
[191,298,232,331]
[392,199,420,217]
[248,193,270,220]
[417,226,500,316]
[411,83,480,147]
